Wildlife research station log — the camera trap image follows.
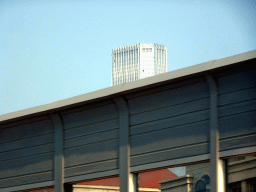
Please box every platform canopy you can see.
[0,50,256,192]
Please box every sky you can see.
[1,0,256,115]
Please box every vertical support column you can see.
[129,173,138,192]
[224,159,229,192]
[51,113,64,192]
[114,97,138,192]
[206,75,225,192]
[218,159,226,192]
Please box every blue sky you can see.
[1,0,256,115]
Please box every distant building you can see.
[111,43,167,86]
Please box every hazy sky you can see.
[1,0,256,115]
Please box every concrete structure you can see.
[158,156,256,192]
[227,156,256,191]
[158,175,193,192]
[186,163,210,191]
[0,50,255,192]
[111,43,167,86]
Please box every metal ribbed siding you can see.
[128,78,210,167]
[0,115,54,189]
[62,101,119,178]
[218,70,256,151]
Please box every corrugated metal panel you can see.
[65,159,118,178]
[0,115,54,189]
[64,139,119,168]
[128,80,210,166]
[61,102,119,179]
[218,70,256,152]
[62,103,118,129]
[0,172,53,189]
[131,142,209,167]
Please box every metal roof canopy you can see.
[0,50,256,192]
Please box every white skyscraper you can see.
[111,43,167,86]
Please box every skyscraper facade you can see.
[111,43,167,86]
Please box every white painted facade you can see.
[111,43,167,86]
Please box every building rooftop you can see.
[112,43,166,51]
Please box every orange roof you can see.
[30,169,177,191]
[79,169,177,188]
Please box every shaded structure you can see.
[158,155,256,192]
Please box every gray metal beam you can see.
[51,113,64,192]
[114,97,130,192]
